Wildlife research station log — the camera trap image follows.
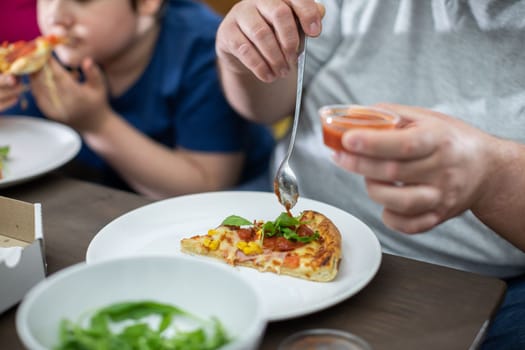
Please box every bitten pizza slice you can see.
[180,210,342,282]
[0,35,63,75]
[1,35,65,111]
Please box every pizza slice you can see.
[180,210,342,282]
[0,35,63,75]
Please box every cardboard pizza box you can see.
[0,196,46,314]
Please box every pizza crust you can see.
[281,210,342,281]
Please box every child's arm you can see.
[29,57,243,199]
[83,110,243,198]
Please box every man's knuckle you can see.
[385,161,400,181]
[252,25,273,42]
[272,3,293,22]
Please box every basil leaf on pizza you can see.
[181,210,342,282]
[221,215,252,227]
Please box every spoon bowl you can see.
[274,161,299,211]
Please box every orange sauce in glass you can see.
[320,107,399,152]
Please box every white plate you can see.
[0,117,81,188]
[86,191,382,321]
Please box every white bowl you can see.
[16,255,267,350]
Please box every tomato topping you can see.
[237,227,255,241]
[263,237,305,251]
[5,40,37,63]
[283,254,300,268]
[296,224,314,237]
[44,35,65,45]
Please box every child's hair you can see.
[130,0,168,19]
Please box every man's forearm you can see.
[217,59,297,124]
[472,137,525,251]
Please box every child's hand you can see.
[0,74,27,111]
[216,0,324,83]
[29,57,112,132]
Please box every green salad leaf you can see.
[54,301,230,350]
[0,145,9,177]
[223,212,320,243]
[0,145,9,159]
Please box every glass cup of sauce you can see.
[278,329,373,350]
[319,104,400,151]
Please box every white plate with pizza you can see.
[0,116,81,188]
[86,191,382,321]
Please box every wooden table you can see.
[0,174,506,350]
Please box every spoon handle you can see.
[284,33,307,161]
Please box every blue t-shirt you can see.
[3,0,274,191]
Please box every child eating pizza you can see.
[0,0,274,198]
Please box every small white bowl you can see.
[16,255,267,350]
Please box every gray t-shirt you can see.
[272,0,525,277]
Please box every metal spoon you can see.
[273,31,307,212]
